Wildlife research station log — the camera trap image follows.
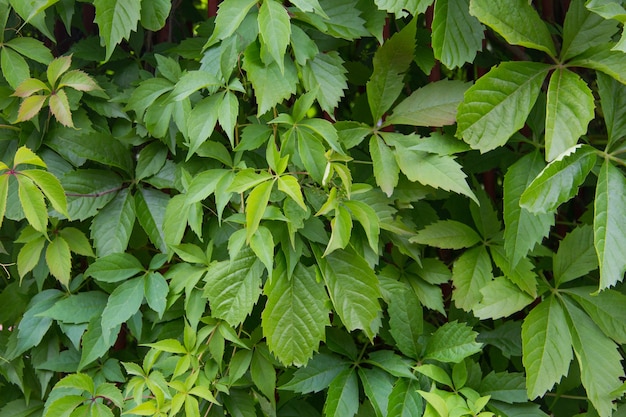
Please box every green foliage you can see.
[1,1,626,417]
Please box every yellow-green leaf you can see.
[46,236,72,287]
[49,89,74,127]
[16,94,47,123]
[245,179,275,242]
[17,175,48,233]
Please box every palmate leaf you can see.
[452,245,493,311]
[545,69,595,161]
[262,261,330,366]
[258,0,291,73]
[93,0,141,60]
[203,248,264,326]
[432,0,484,69]
[521,296,572,399]
[594,160,626,290]
[366,19,416,122]
[563,298,624,417]
[316,248,382,340]
[385,80,471,127]
[520,145,597,214]
[456,62,551,153]
[503,152,554,267]
[561,0,619,61]
[469,0,557,56]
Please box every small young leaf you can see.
[46,55,72,87]
[58,69,100,92]
[249,226,274,273]
[17,235,46,279]
[21,169,68,218]
[13,77,49,97]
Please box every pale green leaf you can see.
[568,44,626,84]
[373,0,432,17]
[520,145,597,213]
[503,152,554,267]
[218,91,238,147]
[366,19,416,122]
[416,363,454,387]
[49,89,73,127]
[343,200,380,253]
[140,0,171,31]
[43,396,85,417]
[432,0,484,69]
[456,62,550,153]
[386,378,423,417]
[258,0,291,72]
[5,37,53,64]
[93,0,141,60]
[46,55,71,87]
[452,246,493,311]
[13,146,46,168]
[101,277,144,338]
[386,281,423,359]
[46,236,72,287]
[323,205,353,256]
[594,159,626,290]
[473,277,534,320]
[424,321,483,363]
[85,253,144,283]
[563,287,626,344]
[417,388,449,417]
[206,0,257,46]
[386,80,471,127]
[243,41,297,115]
[17,235,46,279]
[300,118,344,154]
[90,189,135,256]
[17,175,47,233]
[58,70,100,92]
[16,94,47,123]
[245,179,275,242]
[302,51,348,115]
[323,369,359,417]
[281,353,350,393]
[554,225,598,286]
[21,169,68,218]
[370,135,399,197]
[203,248,264,326]
[411,220,481,249]
[469,0,557,56]
[545,69,595,161]
[13,77,49,97]
[490,245,537,297]
[277,175,306,210]
[317,249,382,340]
[1,47,29,89]
[249,226,274,272]
[135,187,168,253]
[561,0,619,61]
[394,146,478,203]
[262,261,330,366]
[522,296,572,399]
[563,298,624,417]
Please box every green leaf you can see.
[479,372,527,404]
[140,0,171,31]
[323,368,359,417]
[91,189,135,256]
[245,179,275,242]
[370,135,399,198]
[93,0,141,60]
[568,43,626,84]
[300,118,344,154]
[452,245,493,311]
[0,174,8,229]
[545,69,595,161]
[432,0,484,69]
[323,205,353,256]
[126,78,173,118]
[386,80,471,127]
[5,37,53,64]
[358,368,394,417]
[43,396,86,417]
[46,55,71,87]
[243,41,298,115]
[563,287,626,344]
[469,0,557,56]
[598,72,626,149]
[218,91,239,147]
[249,226,274,272]
[13,77,49,97]
[170,70,220,101]
[563,298,624,417]
[366,18,416,122]
[86,253,144,283]
[49,89,73,127]
[58,70,100,92]
[386,281,423,359]
[424,321,483,363]
[1,46,29,89]
[490,245,537,297]
[45,236,71,287]
[522,296,572,399]
[101,277,144,339]
[393,146,477,203]
[78,316,119,370]
[186,94,220,156]
[343,200,380,253]
[472,277,534,320]
[144,272,168,318]
[281,353,350,393]
[561,0,619,61]
[262,261,330,366]
[554,225,598,286]
[17,235,46,279]
[386,378,423,417]
[520,145,597,213]
[206,0,257,46]
[21,169,68,218]
[594,159,626,290]
[135,187,168,253]
[39,291,108,324]
[258,0,291,72]
[12,289,62,357]
[17,175,47,233]
[277,175,306,210]
[302,51,348,115]
[503,152,554,267]
[203,248,264,326]
[411,220,481,250]
[374,0,432,17]
[456,62,550,152]
[15,94,47,123]
[13,146,47,168]
[317,249,382,340]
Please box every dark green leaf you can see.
[281,353,350,393]
[323,368,359,417]
[432,0,484,69]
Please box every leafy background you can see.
[1,0,626,416]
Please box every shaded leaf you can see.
[411,220,481,249]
